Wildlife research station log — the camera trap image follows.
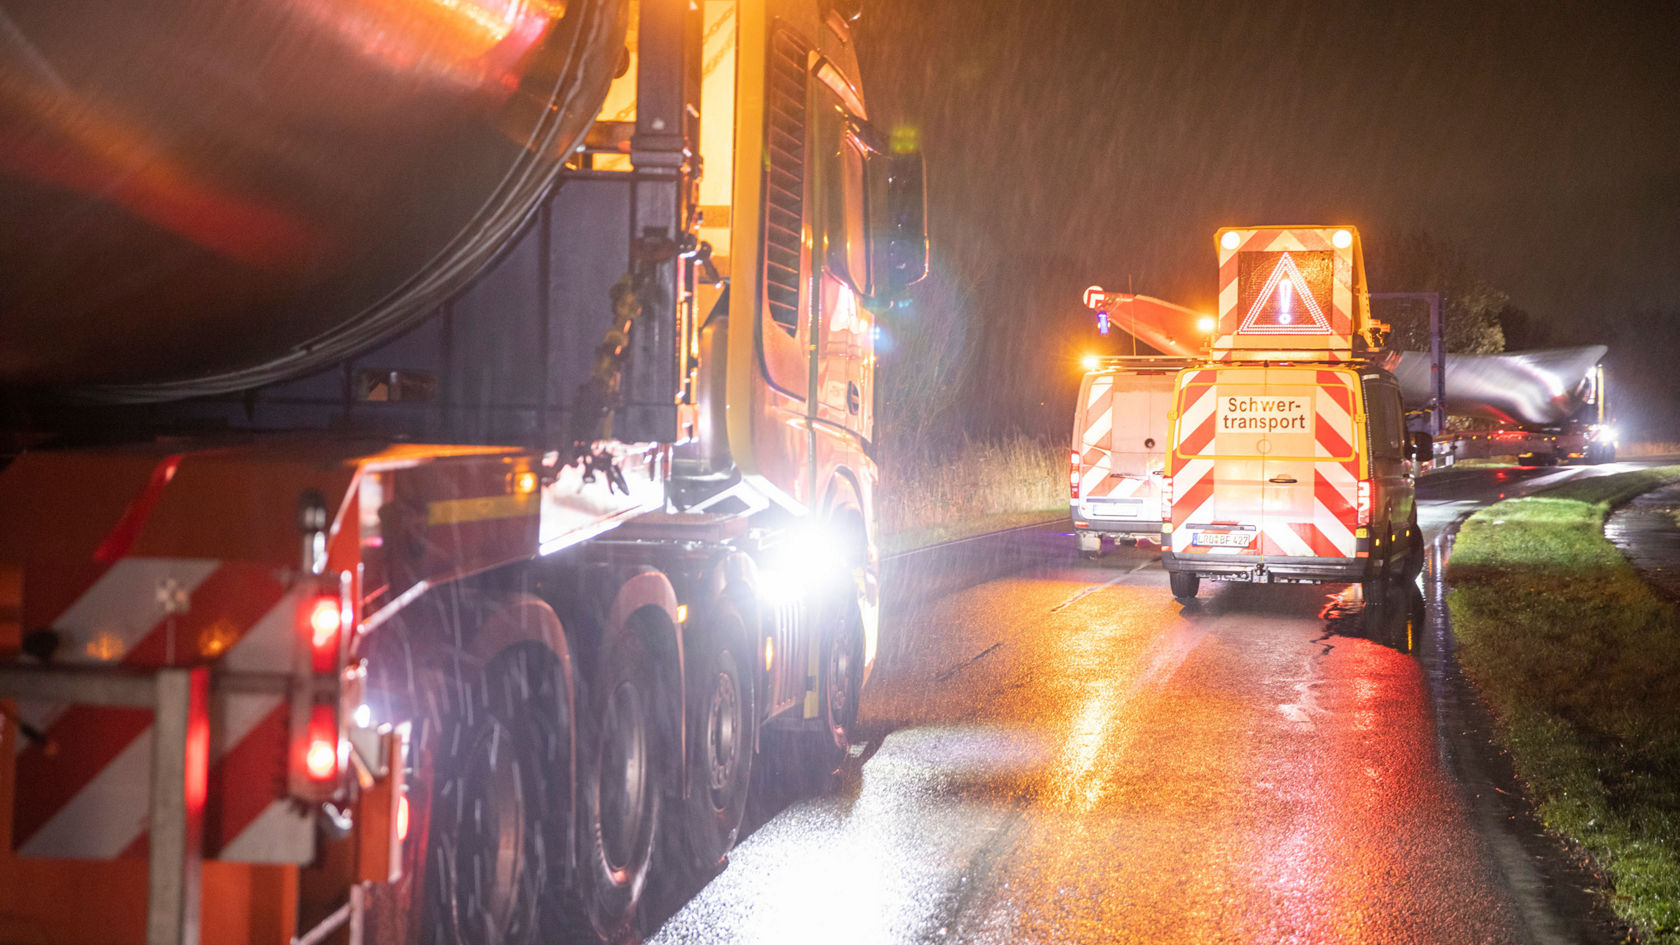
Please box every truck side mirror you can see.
[869,150,928,299]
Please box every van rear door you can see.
[1076,371,1173,528]
[1169,366,1360,562]
[1253,368,1360,561]
[1169,366,1267,556]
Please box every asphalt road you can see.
[647,464,1631,945]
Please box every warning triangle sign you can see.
[1236,252,1331,335]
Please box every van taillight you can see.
[1356,480,1372,527]
[304,593,344,674]
[304,704,339,781]
[1069,450,1081,499]
[1160,476,1174,521]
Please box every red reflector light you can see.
[308,597,340,646]
[306,740,336,780]
[1356,480,1372,528]
[305,705,338,781]
[397,793,411,842]
[305,595,343,674]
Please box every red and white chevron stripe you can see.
[12,562,312,862]
[1211,226,1366,360]
[1168,366,1361,561]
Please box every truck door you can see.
[813,78,874,445]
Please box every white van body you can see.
[1070,359,1187,555]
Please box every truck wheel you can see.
[1168,570,1199,601]
[424,644,570,945]
[675,605,756,876]
[819,600,865,757]
[575,625,662,942]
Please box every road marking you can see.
[1048,565,1146,614]
[934,641,1005,682]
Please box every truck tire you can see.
[423,643,571,945]
[674,604,756,877]
[575,623,663,942]
[819,598,865,760]
[1168,570,1199,601]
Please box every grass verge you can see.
[1447,466,1680,941]
[879,436,1065,556]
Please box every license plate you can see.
[1192,530,1255,548]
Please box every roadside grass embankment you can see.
[1447,467,1680,941]
[879,436,1065,555]
[1626,441,1680,459]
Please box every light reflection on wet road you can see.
[648,466,1604,944]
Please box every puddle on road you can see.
[1318,580,1427,654]
[1604,481,1680,600]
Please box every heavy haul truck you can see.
[0,1,926,942]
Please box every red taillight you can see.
[1160,476,1174,522]
[397,793,411,842]
[304,594,343,674]
[1069,450,1081,499]
[1356,480,1372,528]
[305,704,339,781]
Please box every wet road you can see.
[648,465,1620,945]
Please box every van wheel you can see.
[674,605,756,876]
[1169,571,1199,601]
[575,626,662,942]
[1361,551,1389,602]
[1401,520,1425,580]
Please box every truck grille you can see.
[767,598,805,719]
[763,27,808,336]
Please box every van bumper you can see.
[1161,551,1372,584]
[1071,513,1164,539]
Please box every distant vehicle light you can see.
[1081,354,1099,371]
[1332,229,1353,249]
[1221,231,1241,250]
[513,470,539,495]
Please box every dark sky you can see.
[856,0,1680,437]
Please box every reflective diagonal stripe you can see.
[52,559,221,665]
[14,568,306,860]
